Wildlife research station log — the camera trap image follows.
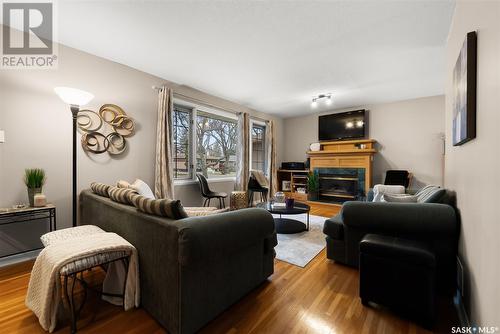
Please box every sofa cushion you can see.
[383,193,418,203]
[116,180,130,188]
[129,179,155,199]
[323,214,344,239]
[130,193,188,219]
[415,185,445,203]
[184,207,230,217]
[90,182,110,197]
[108,186,137,205]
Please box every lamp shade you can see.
[54,87,94,106]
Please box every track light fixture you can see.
[311,93,332,108]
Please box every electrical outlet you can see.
[457,256,465,297]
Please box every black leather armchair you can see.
[323,198,459,294]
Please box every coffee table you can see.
[256,202,310,234]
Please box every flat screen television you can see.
[318,109,368,141]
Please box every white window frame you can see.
[249,119,267,175]
[173,98,238,185]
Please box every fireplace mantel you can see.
[307,139,377,204]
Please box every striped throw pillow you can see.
[90,182,110,197]
[108,186,137,205]
[415,185,445,203]
[130,193,188,219]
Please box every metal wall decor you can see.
[77,104,135,155]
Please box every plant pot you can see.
[27,187,42,207]
[308,191,319,201]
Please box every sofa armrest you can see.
[341,201,457,236]
[177,208,276,266]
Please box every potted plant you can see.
[307,171,319,201]
[24,168,46,207]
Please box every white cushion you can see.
[129,179,155,199]
[372,184,405,202]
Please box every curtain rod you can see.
[152,85,270,123]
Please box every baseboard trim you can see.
[454,291,470,328]
[0,250,39,268]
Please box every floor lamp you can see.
[54,87,94,227]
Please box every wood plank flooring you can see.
[0,203,457,334]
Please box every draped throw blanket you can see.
[266,120,278,197]
[154,87,175,199]
[235,112,250,191]
[25,233,139,333]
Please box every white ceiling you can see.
[11,1,457,118]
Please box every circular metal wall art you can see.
[78,104,135,155]
[77,110,103,132]
[81,132,109,154]
[106,132,127,155]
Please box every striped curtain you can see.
[266,120,278,197]
[235,112,250,191]
[154,87,175,199]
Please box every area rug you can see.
[272,213,328,268]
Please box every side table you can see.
[0,204,56,259]
[230,191,248,210]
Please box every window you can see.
[172,105,192,179]
[172,102,238,181]
[251,123,266,172]
[196,111,237,178]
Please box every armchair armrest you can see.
[177,208,276,265]
[341,201,457,237]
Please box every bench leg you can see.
[64,274,77,334]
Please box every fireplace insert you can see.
[314,168,366,203]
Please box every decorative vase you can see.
[27,187,42,207]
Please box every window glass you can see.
[251,124,266,172]
[196,111,237,178]
[172,105,192,179]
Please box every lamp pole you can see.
[54,87,94,229]
[71,105,79,227]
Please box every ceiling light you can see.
[311,93,333,108]
[346,121,354,129]
[325,95,332,105]
[356,120,364,128]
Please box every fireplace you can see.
[314,168,366,203]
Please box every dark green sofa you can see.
[323,189,459,293]
[79,189,277,334]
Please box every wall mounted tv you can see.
[318,109,368,141]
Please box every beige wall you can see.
[283,95,445,189]
[0,26,283,231]
[444,1,500,326]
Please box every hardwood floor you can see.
[0,203,456,334]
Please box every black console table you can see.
[0,205,56,259]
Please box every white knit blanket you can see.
[25,232,140,332]
[372,184,405,202]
